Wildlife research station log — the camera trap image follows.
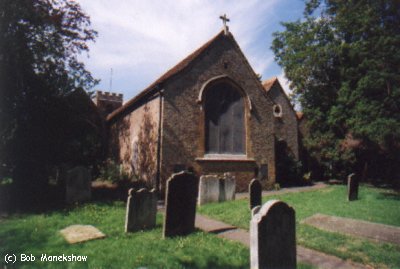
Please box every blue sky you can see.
[78,0,306,102]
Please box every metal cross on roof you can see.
[219,14,230,35]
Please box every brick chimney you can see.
[93,90,123,118]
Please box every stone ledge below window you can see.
[195,154,255,162]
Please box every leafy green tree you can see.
[0,0,100,206]
[272,0,400,183]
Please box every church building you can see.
[96,27,300,192]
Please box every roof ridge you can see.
[262,76,278,91]
[107,30,226,122]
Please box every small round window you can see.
[273,104,282,117]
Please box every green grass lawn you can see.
[198,185,400,269]
[0,202,250,269]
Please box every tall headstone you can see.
[66,166,91,204]
[163,171,199,238]
[125,188,157,232]
[198,175,220,205]
[347,173,359,201]
[222,172,236,201]
[249,178,262,209]
[250,200,296,269]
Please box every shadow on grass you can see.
[0,223,52,254]
[180,259,247,269]
[378,192,400,201]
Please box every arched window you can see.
[204,82,245,154]
[273,104,282,118]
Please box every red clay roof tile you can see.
[107,30,226,122]
[262,77,278,92]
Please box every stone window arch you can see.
[204,81,245,154]
[273,104,282,118]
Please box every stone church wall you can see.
[268,85,299,160]
[108,97,160,185]
[159,35,276,192]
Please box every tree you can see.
[272,0,400,183]
[0,0,99,206]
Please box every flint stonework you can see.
[249,178,262,209]
[347,173,359,201]
[125,188,157,232]
[163,171,199,238]
[66,166,91,204]
[250,200,296,269]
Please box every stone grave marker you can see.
[249,178,262,209]
[347,173,359,201]
[163,171,198,238]
[125,188,157,232]
[250,200,296,269]
[259,164,268,181]
[198,175,220,205]
[198,173,236,205]
[66,166,91,204]
[60,225,105,244]
[222,172,236,201]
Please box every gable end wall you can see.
[160,35,276,192]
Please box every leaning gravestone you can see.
[347,173,359,201]
[125,188,157,232]
[198,175,220,205]
[250,200,296,269]
[249,178,262,209]
[163,171,198,238]
[66,166,91,204]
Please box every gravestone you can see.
[198,175,220,205]
[250,200,296,269]
[347,173,359,201]
[198,174,236,205]
[249,178,262,209]
[125,188,157,232]
[222,172,236,201]
[252,205,261,217]
[163,171,199,238]
[259,164,268,181]
[66,166,91,204]
[60,225,105,244]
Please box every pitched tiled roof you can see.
[262,77,278,92]
[263,76,300,118]
[107,30,226,122]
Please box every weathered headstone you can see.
[250,200,296,269]
[66,166,91,204]
[60,225,105,244]
[198,173,236,205]
[259,164,268,181]
[252,205,261,217]
[347,173,359,201]
[125,188,157,232]
[222,172,236,201]
[198,175,220,205]
[163,171,198,238]
[249,178,262,209]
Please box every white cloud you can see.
[78,0,280,99]
[277,71,292,96]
